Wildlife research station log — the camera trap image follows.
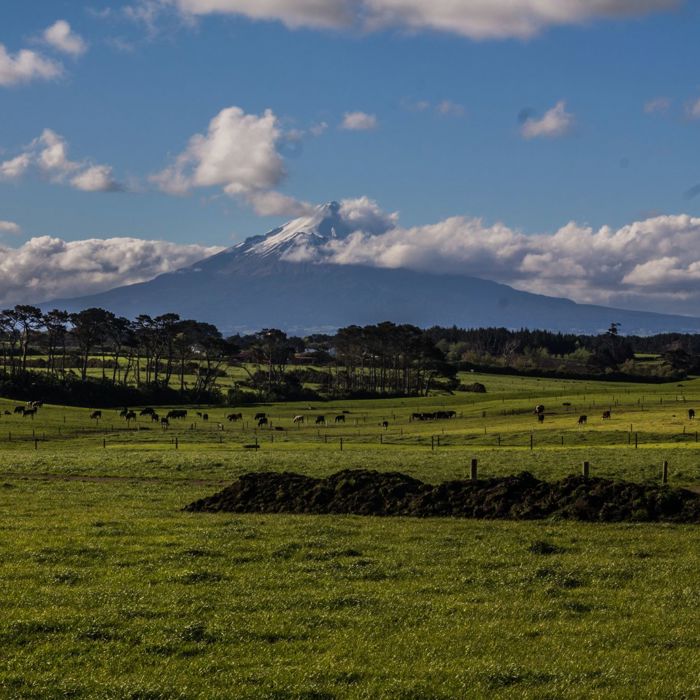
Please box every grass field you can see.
[1,372,700,698]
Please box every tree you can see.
[70,308,113,382]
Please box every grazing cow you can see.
[30,401,42,409]
[14,406,25,414]
[161,417,169,428]
[22,408,37,419]
[90,410,102,420]
[258,417,268,427]
[335,415,345,423]
[167,409,187,420]
[689,409,696,420]
[196,412,203,418]
[202,413,208,421]
[381,420,389,429]
[151,413,160,422]
[534,404,545,416]
[119,407,130,418]
[293,415,304,424]
[227,413,242,422]
[315,416,325,425]
[578,415,588,426]
[140,407,155,416]
[254,412,266,420]
[125,410,137,421]
[537,413,544,424]
[602,410,611,420]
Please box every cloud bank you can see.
[280,201,700,315]
[135,0,679,39]
[0,236,222,307]
[42,20,88,57]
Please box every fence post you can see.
[470,458,478,481]
[175,437,179,450]
[431,436,434,451]
[103,438,106,449]
[582,461,589,480]
[530,433,533,450]
[662,460,668,485]
[34,438,38,450]
[635,433,638,449]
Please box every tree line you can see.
[0,304,698,406]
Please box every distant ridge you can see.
[45,202,700,335]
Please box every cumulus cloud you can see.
[0,221,21,235]
[152,106,285,197]
[279,200,700,315]
[340,111,378,130]
[0,43,62,86]
[521,100,574,139]
[0,129,123,192]
[0,236,222,306]
[42,20,88,56]
[128,0,678,39]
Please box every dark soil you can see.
[184,469,700,522]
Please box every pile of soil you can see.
[184,469,700,523]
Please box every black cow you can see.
[124,410,137,421]
[22,408,37,418]
[258,417,268,427]
[315,416,325,425]
[254,412,266,420]
[227,413,243,422]
[578,415,587,425]
[335,415,345,423]
[689,409,696,420]
[381,420,389,429]
[602,410,611,420]
[537,413,544,424]
[161,417,170,428]
[151,413,160,422]
[90,410,102,420]
[14,406,25,414]
[140,407,155,416]
[167,409,187,420]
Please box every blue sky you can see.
[2,0,700,313]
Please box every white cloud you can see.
[172,0,354,29]
[245,190,314,217]
[129,0,678,39]
[280,201,700,315]
[340,111,378,130]
[521,100,574,139]
[0,129,122,192]
[0,221,21,235]
[43,20,88,57]
[0,236,222,306]
[436,100,465,117]
[152,106,285,197]
[0,43,62,87]
[644,96,671,114]
[686,97,700,120]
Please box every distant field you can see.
[1,372,699,697]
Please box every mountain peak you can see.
[230,200,353,260]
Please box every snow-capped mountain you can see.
[229,201,351,260]
[44,203,700,335]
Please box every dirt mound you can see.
[184,469,700,523]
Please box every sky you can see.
[2,0,700,314]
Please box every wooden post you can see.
[340,438,343,451]
[103,438,106,449]
[561,435,564,446]
[175,437,179,450]
[431,436,434,451]
[582,461,589,480]
[497,434,501,447]
[470,458,478,481]
[255,436,258,449]
[530,433,533,450]
[437,435,440,447]
[34,438,38,450]
[662,460,668,484]
[635,432,638,449]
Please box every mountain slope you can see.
[46,203,700,334]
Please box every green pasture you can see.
[1,372,700,697]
